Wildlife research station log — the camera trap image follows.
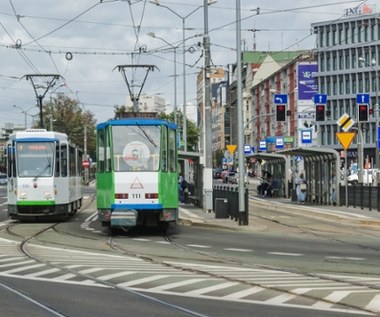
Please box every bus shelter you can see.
[249,152,290,198]
[278,147,340,206]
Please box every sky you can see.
[0,0,370,128]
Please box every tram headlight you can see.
[44,192,53,200]
[19,192,27,200]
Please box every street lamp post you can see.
[147,32,178,125]
[149,0,217,150]
[359,57,379,181]
[13,104,36,129]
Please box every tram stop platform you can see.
[179,186,380,231]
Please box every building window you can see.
[320,29,324,47]
[345,27,349,44]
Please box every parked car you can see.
[347,169,375,185]
[221,169,235,183]
[230,172,249,185]
[0,174,7,185]
[213,168,222,179]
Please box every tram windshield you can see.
[112,125,161,172]
[16,142,54,177]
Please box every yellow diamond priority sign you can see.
[336,132,356,150]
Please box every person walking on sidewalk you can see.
[296,172,307,204]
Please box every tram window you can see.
[69,146,76,176]
[169,128,176,172]
[112,125,161,172]
[7,144,15,178]
[61,144,68,177]
[55,144,60,177]
[161,127,168,172]
[97,129,105,173]
[105,128,111,172]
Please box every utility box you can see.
[215,198,229,218]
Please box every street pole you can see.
[236,0,247,225]
[149,1,216,150]
[375,68,379,183]
[358,122,364,183]
[203,0,213,212]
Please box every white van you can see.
[347,169,376,185]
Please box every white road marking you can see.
[224,248,253,252]
[223,286,265,299]
[184,281,239,296]
[186,244,211,249]
[149,278,209,291]
[325,256,366,261]
[365,294,380,313]
[265,293,298,304]
[118,275,170,287]
[268,252,303,257]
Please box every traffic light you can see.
[276,105,286,121]
[358,104,369,122]
[315,104,325,121]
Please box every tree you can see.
[159,111,200,152]
[39,93,97,160]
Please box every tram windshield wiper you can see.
[33,163,51,181]
[137,124,157,148]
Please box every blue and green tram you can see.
[96,117,179,230]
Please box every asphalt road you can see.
[0,185,378,316]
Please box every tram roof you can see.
[97,118,177,130]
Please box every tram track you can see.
[104,231,378,315]
[0,200,210,316]
[1,194,380,314]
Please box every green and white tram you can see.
[7,129,83,220]
[96,117,179,230]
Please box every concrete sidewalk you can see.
[179,193,380,230]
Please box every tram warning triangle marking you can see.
[336,132,356,150]
[130,177,144,189]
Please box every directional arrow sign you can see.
[336,132,356,150]
[313,93,327,104]
[274,94,288,104]
[356,93,370,104]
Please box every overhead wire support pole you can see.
[203,0,213,212]
[114,64,157,113]
[23,74,61,129]
[235,0,247,225]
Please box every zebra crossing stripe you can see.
[265,293,298,304]
[24,268,61,278]
[118,275,170,287]
[365,294,380,313]
[149,278,209,292]
[98,272,137,281]
[185,282,239,296]
[222,286,265,299]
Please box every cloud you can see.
[0,0,365,126]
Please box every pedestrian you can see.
[331,172,337,206]
[178,174,185,204]
[296,172,307,204]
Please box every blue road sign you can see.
[259,139,267,151]
[274,94,288,104]
[356,93,370,104]
[378,127,380,150]
[244,144,252,154]
[313,93,327,104]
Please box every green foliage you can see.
[39,93,97,160]
[159,111,200,152]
